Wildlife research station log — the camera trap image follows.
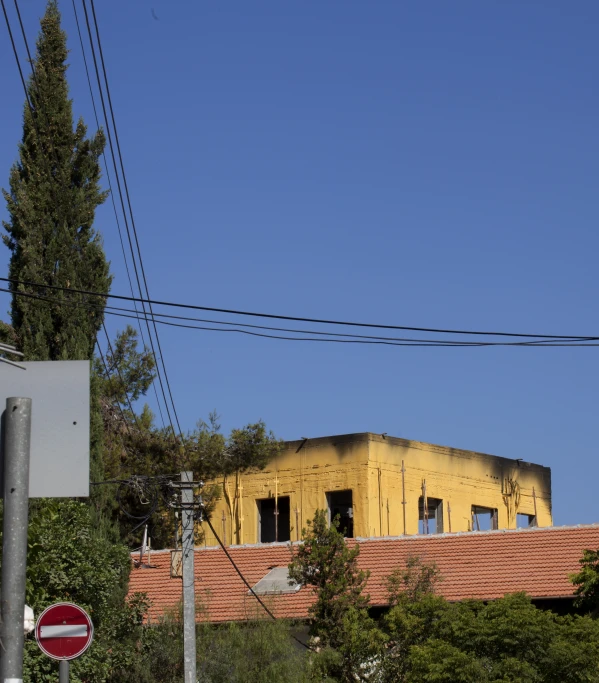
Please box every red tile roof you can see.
[128,525,599,623]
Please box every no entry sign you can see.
[35,602,94,661]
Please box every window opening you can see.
[326,490,354,538]
[516,513,537,528]
[419,496,444,534]
[257,496,290,543]
[471,505,498,531]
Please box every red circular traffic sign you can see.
[35,602,94,661]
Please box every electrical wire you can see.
[81,0,182,440]
[70,0,168,431]
[0,286,481,347]
[79,0,176,437]
[2,284,599,348]
[204,516,312,651]
[1,275,594,342]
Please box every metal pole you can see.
[377,468,383,536]
[0,397,32,683]
[422,479,429,534]
[59,659,69,683]
[181,471,197,683]
[401,460,406,535]
[274,473,278,543]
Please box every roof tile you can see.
[128,525,599,623]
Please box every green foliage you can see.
[125,608,312,683]
[287,535,599,683]
[98,325,156,405]
[189,411,283,480]
[289,510,385,682]
[386,555,442,606]
[197,619,312,683]
[382,591,599,683]
[22,500,147,682]
[405,640,487,683]
[2,0,111,362]
[571,547,599,614]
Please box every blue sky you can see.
[1,1,598,525]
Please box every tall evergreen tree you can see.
[0,5,142,680]
[2,0,110,361]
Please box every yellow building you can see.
[201,432,552,546]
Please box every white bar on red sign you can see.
[40,625,88,638]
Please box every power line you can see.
[203,515,312,651]
[1,0,31,108]
[1,275,596,342]
[82,0,182,439]
[70,0,168,430]
[79,0,177,439]
[83,302,599,346]
[3,287,599,348]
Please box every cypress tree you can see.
[0,7,148,679]
[2,0,110,361]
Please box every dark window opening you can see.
[471,505,498,531]
[257,496,290,543]
[516,513,537,528]
[327,490,354,538]
[419,497,444,534]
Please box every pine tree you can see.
[2,0,110,361]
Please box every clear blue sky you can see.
[1,1,598,526]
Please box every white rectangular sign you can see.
[40,625,88,638]
[1,361,90,497]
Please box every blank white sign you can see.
[1,361,90,497]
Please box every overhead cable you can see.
[3,287,598,348]
[70,0,167,428]
[80,0,182,439]
[204,516,312,651]
[0,275,596,342]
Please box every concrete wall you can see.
[367,435,552,536]
[200,433,552,546]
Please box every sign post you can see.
[0,361,90,680]
[35,602,94,681]
[0,397,31,683]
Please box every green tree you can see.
[386,555,442,606]
[570,548,599,615]
[92,330,283,549]
[2,0,110,362]
[288,510,386,682]
[381,557,448,683]
[382,590,599,683]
